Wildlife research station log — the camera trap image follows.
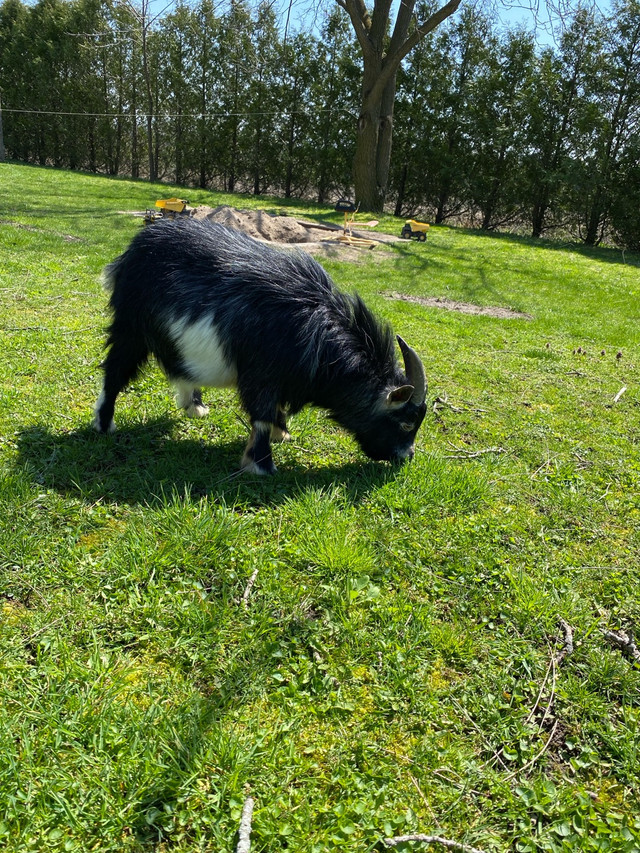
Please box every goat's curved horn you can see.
[397,335,427,405]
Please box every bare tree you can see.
[336,0,463,211]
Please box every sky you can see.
[74,0,615,48]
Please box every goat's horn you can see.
[397,335,427,406]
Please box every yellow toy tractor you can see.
[401,219,429,242]
[144,198,190,225]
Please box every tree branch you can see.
[383,834,487,853]
[388,0,463,71]
[371,0,394,46]
[340,0,374,58]
[602,629,640,665]
[236,797,254,853]
[363,0,462,111]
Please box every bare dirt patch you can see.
[0,219,82,243]
[386,291,533,320]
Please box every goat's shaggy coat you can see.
[94,220,427,474]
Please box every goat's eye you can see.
[400,422,414,432]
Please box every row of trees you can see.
[0,0,639,248]
[392,2,640,248]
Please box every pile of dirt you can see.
[191,205,315,243]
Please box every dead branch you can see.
[555,619,575,665]
[383,834,487,853]
[525,652,554,726]
[241,568,259,609]
[433,394,488,415]
[444,446,506,460]
[408,773,436,821]
[602,629,640,665]
[236,796,254,853]
[434,395,464,414]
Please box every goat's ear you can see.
[385,385,414,409]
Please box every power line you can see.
[2,106,355,119]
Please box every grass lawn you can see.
[1,162,639,852]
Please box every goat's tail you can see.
[100,261,117,293]
[100,254,126,294]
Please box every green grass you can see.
[1,162,640,852]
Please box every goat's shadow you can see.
[16,419,396,507]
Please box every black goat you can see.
[94,220,427,474]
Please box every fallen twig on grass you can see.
[241,569,259,609]
[613,386,627,404]
[434,395,464,414]
[524,651,554,726]
[444,446,506,460]
[383,833,487,852]
[433,394,488,415]
[602,629,640,665]
[555,619,575,665]
[236,796,254,853]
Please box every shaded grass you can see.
[1,163,639,852]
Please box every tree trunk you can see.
[353,63,396,212]
[342,0,462,213]
[394,162,408,217]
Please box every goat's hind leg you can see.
[270,405,291,443]
[175,381,210,418]
[94,336,148,433]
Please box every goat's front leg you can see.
[241,420,277,475]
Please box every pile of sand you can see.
[191,205,315,244]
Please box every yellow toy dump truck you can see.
[144,198,190,225]
[401,219,430,242]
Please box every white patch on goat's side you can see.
[168,316,237,388]
[93,388,116,433]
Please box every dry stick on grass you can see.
[613,386,627,404]
[452,699,511,772]
[433,395,488,415]
[383,834,487,853]
[444,446,506,460]
[555,619,575,665]
[524,651,554,726]
[409,773,437,822]
[236,797,254,853]
[602,629,640,665]
[241,568,259,609]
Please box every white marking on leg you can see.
[93,388,116,433]
[240,458,275,475]
[271,425,291,442]
[241,422,276,474]
[174,381,210,417]
[185,401,210,418]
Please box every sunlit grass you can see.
[0,163,639,852]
